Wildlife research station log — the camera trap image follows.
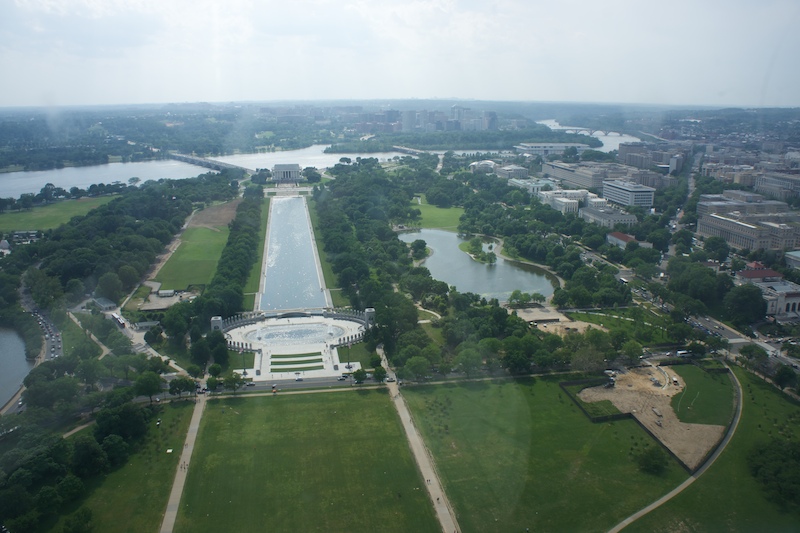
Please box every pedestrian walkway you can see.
[159,394,207,533]
[379,348,460,533]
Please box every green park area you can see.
[415,197,463,230]
[0,196,114,232]
[155,226,229,290]
[568,309,671,345]
[403,378,687,532]
[626,367,800,532]
[670,364,735,426]
[55,401,195,533]
[173,391,439,533]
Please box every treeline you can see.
[324,126,602,153]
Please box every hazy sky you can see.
[2,0,799,108]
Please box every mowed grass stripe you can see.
[155,226,229,290]
[271,352,322,359]
[269,365,324,372]
[174,391,439,533]
[270,359,323,366]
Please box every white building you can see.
[273,163,302,182]
[602,180,655,208]
[496,165,529,179]
[515,143,590,156]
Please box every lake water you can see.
[259,196,328,311]
[1,145,410,199]
[0,160,209,200]
[208,145,409,171]
[0,328,33,408]
[537,119,641,152]
[398,229,556,302]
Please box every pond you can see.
[398,229,557,302]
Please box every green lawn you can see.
[155,226,229,290]
[567,310,670,345]
[0,196,114,232]
[403,378,688,532]
[415,197,464,230]
[242,198,270,310]
[56,401,195,533]
[669,365,735,426]
[173,391,439,533]
[624,367,800,532]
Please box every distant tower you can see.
[364,308,376,328]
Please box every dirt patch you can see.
[188,199,242,230]
[579,366,724,470]
[513,305,606,336]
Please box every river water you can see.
[0,328,33,408]
[259,197,328,312]
[536,119,641,152]
[398,229,556,302]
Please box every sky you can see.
[1,0,799,109]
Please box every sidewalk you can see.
[159,394,207,533]
[380,347,460,533]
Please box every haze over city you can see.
[2,0,799,108]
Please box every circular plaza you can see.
[223,313,366,381]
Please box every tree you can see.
[96,272,123,302]
[101,434,130,467]
[748,438,800,509]
[703,236,730,262]
[373,366,387,383]
[404,356,430,381]
[134,371,163,403]
[71,435,109,478]
[773,365,798,390]
[224,372,245,395]
[621,340,643,365]
[62,507,93,533]
[208,363,222,377]
[117,265,140,291]
[75,358,105,390]
[169,376,197,398]
[723,284,766,327]
[352,368,367,384]
[455,348,482,377]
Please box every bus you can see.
[110,312,126,329]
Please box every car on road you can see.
[337,376,346,381]
[295,377,303,382]
[386,377,396,382]
[246,382,256,387]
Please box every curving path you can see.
[608,361,744,532]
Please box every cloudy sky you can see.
[1,0,799,108]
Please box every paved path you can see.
[159,394,207,533]
[380,348,460,533]
[608,362,744,532]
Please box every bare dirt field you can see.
[579,366,725,470]
[188,198,242,229]
[514,305,606,336]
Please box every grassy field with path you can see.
[155,226,229,290]
[415,197,463,230]
[403,377,688,532]
[54,401,195,532]
[624,367,800,532]
[0,196,114,232]
[670,364,735,426]
[174,391,439,533]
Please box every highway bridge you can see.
[167,152,253,173]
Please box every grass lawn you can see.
[415,197,463,230]
[173,391,439,533]
[123,284,152,313]
[0,196,114,232]
[242,198,270,310]
[155,226,229,290]
[403,378,688,532]
[338,343,374,369]
[669,365,735,426]
[624,367,800,532]
[55,401,195,533]
[563,382,622,418]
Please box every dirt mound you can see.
[579,366,724,470]
[189,199,242,229]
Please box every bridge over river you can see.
[167,152,254,173]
